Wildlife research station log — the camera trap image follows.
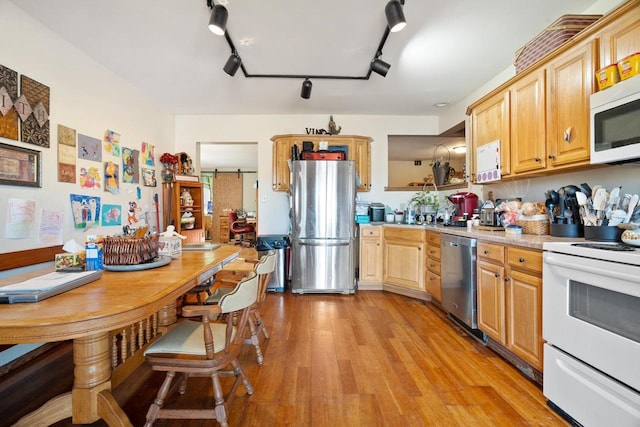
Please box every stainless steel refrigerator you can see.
[290,160,356,294]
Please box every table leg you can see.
[13,392,72,426]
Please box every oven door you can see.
[543,251,640,391]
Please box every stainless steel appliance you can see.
[543,241,640,426]
[290,160,356,294]
[440,234,478,329]
[591,74,640,164]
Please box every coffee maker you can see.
[447,192,479,220]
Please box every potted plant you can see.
[410,189,439,213]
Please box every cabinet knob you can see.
[504,277,510,282]
[519,257,525,263]
[484,249,489,255]
[494,273,500,278]
[535,157,541,162]
[548,154,556,160]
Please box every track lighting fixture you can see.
[385,0,407,33]
[205,0,408,96]
[223,53,242,76]
[371,58,391,77]
[208,4,228,35]
[300,79,312,99]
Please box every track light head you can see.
[208,4,228,36]
[371,58,391,77]
[385,0,406,33]
[223,54,242,76]
[300,78,312,99]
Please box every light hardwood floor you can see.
[103,290,566,427]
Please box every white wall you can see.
[0,2,174,253]
[175,115,452,235]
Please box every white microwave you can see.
[590,75,640,164]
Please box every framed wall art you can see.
[0,142,41,187]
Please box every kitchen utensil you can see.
[592,187,608,225]
[563,208,574,224]
[624,194,639,223]
[603,186,620,226]
[580,183,592,198]
[545,198,556,223]
[575,191,589,225]
[609,209,627,226]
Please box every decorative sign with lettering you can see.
[0,64,19,141]
[20,75,50,148]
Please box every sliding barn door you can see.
[211,173,243,242]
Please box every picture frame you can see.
[0,142,41,187]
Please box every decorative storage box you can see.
[617,52,640,81]
[158,234,183,258]
[515,14,602,74]
[596,64,620,90]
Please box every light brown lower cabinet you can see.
[382,227,427,299]
[477,241,543,371]
[359,225,382,285]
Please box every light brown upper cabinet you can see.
[468,0,640,182]
[271,134,372,192]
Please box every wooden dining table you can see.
[0,245,240,426]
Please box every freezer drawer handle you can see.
[299,241,350,247]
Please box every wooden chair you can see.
[143,271,259,427]
[205,251,276,365]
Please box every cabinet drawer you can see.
[384,228,425,242]
[361,226,381,238]
[478,241,505,264]
[426,245,441,260]
[426,257,441,275]
[507,247,542,274]
[426,232,441,246]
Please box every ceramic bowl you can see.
[621,228,640,246]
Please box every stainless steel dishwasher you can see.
[440,233,478,329]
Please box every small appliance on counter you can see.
[479,200,501,227]
[448,192,479,220]
[369,203,385,222]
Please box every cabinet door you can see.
[353,138,371,191]
[506,269,543,370]
[599,5,640,67]
[383,240,425,290]
[477,260,506,344]
[272,137,292,192]
[360,237,382,283]
[547,40,594,168]
[511,69,547,174]
[471,90,511,179]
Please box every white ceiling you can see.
[11,0,605,169]
[12,0,603,117]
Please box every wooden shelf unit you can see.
[163,181,205,244]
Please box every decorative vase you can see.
[161,163,174,183]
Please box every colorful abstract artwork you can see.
[0,64,19,140]
[142,167,156,187]
[101,204,122,226]
[79,166,102,189]
[70,193,100,229]
[122,147,139,184]
[104,161,119,194]
[78,134,102,162]
[57,124,76,183]
[141,142,155,167]
[20,75,50,148]
[104,129,121,157]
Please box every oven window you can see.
[569,280,640,344]
[594,98,640,151]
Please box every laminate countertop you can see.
[362,223,585,249]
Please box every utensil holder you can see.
[550,223,584,238]
[583,226,623,242]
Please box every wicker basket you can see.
[515,14,602,74]
[516,215,550,235]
